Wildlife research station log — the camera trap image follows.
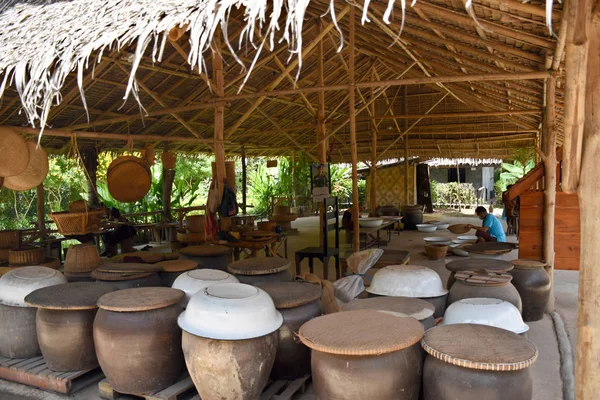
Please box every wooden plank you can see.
[555,256,580,271]
[520,192,544,206]
[261,381,288,400]
[506,164,544,200]
[554,237,580,258]
[273,376,311,400]
[151,376,195,400]
[557,192,580,208]
[555,218,581,234]
[520,218,544,231]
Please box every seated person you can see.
[101,208,137,257]
[467,206,506,243]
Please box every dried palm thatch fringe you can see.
[0,0,557,142]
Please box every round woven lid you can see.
[298,309,424,355]
[512,259,547,270]
[97,262,162,273]
[11,266,57,280]
[341,297,435,321]
[454,270,513,287]
[180,245,230,257]
[91,269,152,281]
[0,127,30,178]
[228,257,291,276]
[156,259,198,273]
[421,324,538,371]
[258,282,322,309]
[97,287,184,312]
[107,156,151,203]
[24,282,117,310]
[4,142,49,191]
[446,259,513,273]
[110,252,164,264]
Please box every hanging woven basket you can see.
[51,201,105,236]
[0,127,30,178]
[4,142,49,191]
[107,156,151,203]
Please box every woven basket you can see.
[273,205,290,215]
[161,151,177,169]
[0,248,9,262]
[64,244,102,273]
[9,246,45,266]
[3,141,49,192]
[0,127,30,178]
[186,215,205,233]
[0,230,20,249]
[68,199,89,213]
[425,244,448,260]
[448,224,471,234]
[257,221,277,232]
[107,156,151,203]
[51,208,104,235]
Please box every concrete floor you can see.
[0,213,576,399]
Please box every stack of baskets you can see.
[9,246,45,266]
[50,200,105,236]
[64,244,103,281]
[177,215,206,244]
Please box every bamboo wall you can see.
[366,164,416,210]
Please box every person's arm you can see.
[467,216,491,232]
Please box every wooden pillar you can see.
[162,144,175,223]
[576,2,599,398]
[457,163,462,212]
[241,147,247,214]
[404,87,409,205]
[81,146,99,208]
[213,34,226,201]
[542,76,557,312]
[349,7,360,252]
[36,183,46,236]
[369,69,377,216]
[317,20,327,164]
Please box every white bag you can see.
[333,275,365,303]
[346,248,384,275]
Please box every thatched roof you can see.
[0,0,561,161]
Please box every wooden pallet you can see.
[0,355,103,394]
[260,376,311,400]
[98,374,196,400]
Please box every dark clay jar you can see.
[158,271,187,287]
[94,304,184,394]
[401,206,423,230]
[234,270,293,285]
[510,267,551,322]
[96,273,162,290]
[423,355,533,400]
[37,309,98,371]
[312,344,423,400]
[0,304,40,358]
[179,253,230,271]
[447,280,522,312]
[272,300,321,380]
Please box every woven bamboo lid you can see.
[228,257,291,276]
[465,242,516,254]
[97,287,184,312]
[24,282,117,310]
[446,259,513,273]
[91,269,152,281]
[512,259,548,270]
[341,297,435,321]
[180,244,230,257]
[110,251,164,264]
[454,270,513,287]
[97,262,162,273]
[4,142,49,191]
[0,127,30,177]
[298,310,424,355]
[107,156,151,203]
[448,224,471,234]
[156,259,198,273]
[421,324,538,371]
[258,282,322,309]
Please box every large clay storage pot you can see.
[227,257,293,285]
[445,258,513,289]
[0,267,67,358]
[509,259,551,322]
[94,287,185,394]
[107,156,151,203]
[298,310,424,400]
[421,324,537,400]
[3,141,49,191]
[172,269,239,307]
[155,259,198,286]
[342,296,436,330]
[92,262,163,289]
[179,244,231,271]
[64,244,102,281]
[0,127,30,177]
[447,270,522,312]
[442,298,529,334]
[258,282,322,380]
[24,282,117,371]
[179,283,282,400]
[401,204,423,230]
[367,265,448,318]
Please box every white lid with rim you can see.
[0,266,67,307]
[172,269,239,307]
[178,282,283,340]
[441,298,529,334]
[367,265,448,298]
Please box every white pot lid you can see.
[366,265,448,298]
[423,237,451,244]
[172,269,239,307]
[442,298,529,334]
[178,282,283,340]
[457,235,478,241]
[0,266,67,307]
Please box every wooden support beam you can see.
[162,143,176,223]
[36,184,46,237]
[369,68,377,216]
[80,146,99,208]
[476,0,559,19]
[241,147,247,215]
[349,8,360,253]
[213,35,226,201]
[317,20,327,164]
[404,87,409,205]
[362,110,541,120]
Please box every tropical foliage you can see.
[495,158,536,194]
[431,181,476,207]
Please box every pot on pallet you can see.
[342,296,436,330]
[509,259,551,322]
[447,270,522,312]
[227,257,293,285]
[298,310,424,400]
[179,244,231,271]
[155,259,198,287]
[172,269,239,307]
[0,267,67,358]
[94,287,185,394]
[179,283,282,400]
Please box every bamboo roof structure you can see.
[0,0,563,161]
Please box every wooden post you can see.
[162,143,175,223]
[576,3,599,398]
[349,8,360,252]
[369,69,377,217]
[80,146,99,208]
[542,76,557,312]
[317,20,327,164]
[213,34,226,202]
[404,87,409,205]
[36,183,46,236]
[241,147,247,215]
[457,163,462,212]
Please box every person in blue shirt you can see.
[467,206,506,243]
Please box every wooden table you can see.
[381,216,404,235]
[358,221,396,250]
[218,233,287,261]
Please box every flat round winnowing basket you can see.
[50,207,104,235]
[448,224,471,234]
[0,127,30,178]
[8,246,45,266]
[107,156,151,203]
[64,244,102,274]
[3,142,49,191]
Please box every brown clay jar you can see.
[0,305,39,358]
[509,260,551,322]
[234,270,293,285]
[94,287,185,394]
[447,271,522,312]
[445,259,513,290]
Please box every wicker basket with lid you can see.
[3,141,49,191]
